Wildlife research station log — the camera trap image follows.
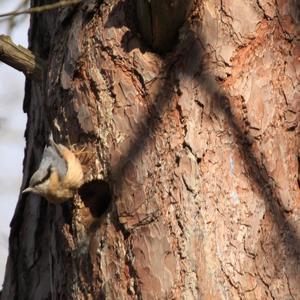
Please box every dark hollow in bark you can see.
[79,179,111,218]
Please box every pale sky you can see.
[0,1,29,286]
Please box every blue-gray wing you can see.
[29,145,67,187]
[42,145,67,178]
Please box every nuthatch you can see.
[23,135,84,204]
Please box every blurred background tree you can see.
[0,0,29,286]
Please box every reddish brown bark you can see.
[2,0,300,299]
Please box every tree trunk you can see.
[2,0,300,299]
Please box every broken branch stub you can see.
[0,35,45,80]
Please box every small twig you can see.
[6,0,29,32]
[0,35,45,80]
[0,0,81,18]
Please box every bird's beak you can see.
[22,187,33,194]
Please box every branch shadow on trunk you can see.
[105,3,300,265]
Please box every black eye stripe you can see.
[33,166,52,187]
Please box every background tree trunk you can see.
[2,0,300,299]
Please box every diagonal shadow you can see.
[200,73,300,260]
[106,5,300,263]
[109,59,180,206]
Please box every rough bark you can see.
[2,0,300,299]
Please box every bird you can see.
[23,135,84,204]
